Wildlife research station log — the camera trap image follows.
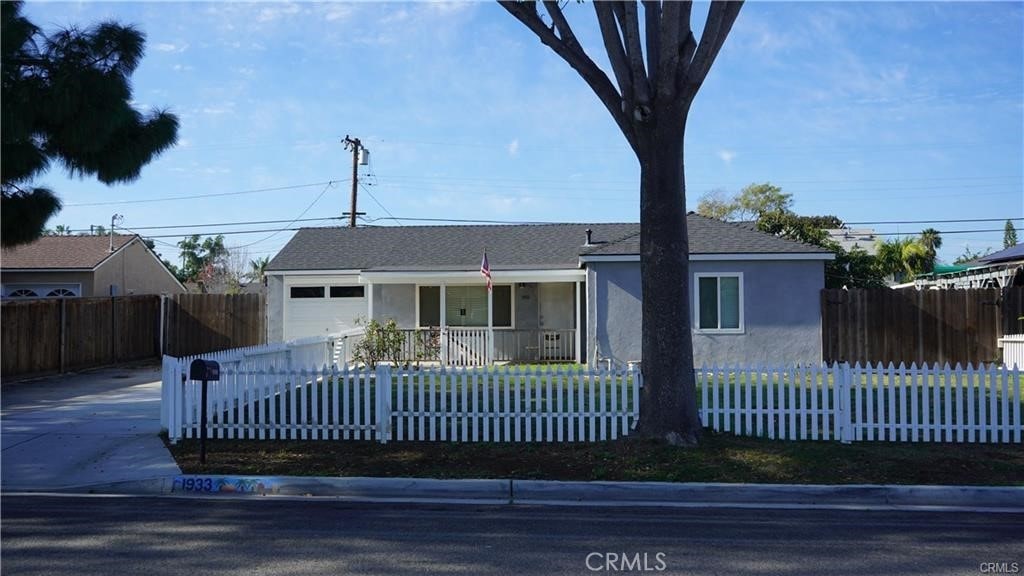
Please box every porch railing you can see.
[389,328,578,366]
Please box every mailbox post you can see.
[189,359,220,465]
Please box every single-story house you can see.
[1,234,185,298]
[265,214,833,366]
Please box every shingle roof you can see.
[977,243,1024,265]
[580,214,833,257]
[1,235,136,270]
[267,215,831,272]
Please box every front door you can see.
[538,283,574,361]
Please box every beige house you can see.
[0,234,185,298]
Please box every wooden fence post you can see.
[59,298,67,373]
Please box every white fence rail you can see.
[165,365,641,444]
[698,363,1023,443]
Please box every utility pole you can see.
[342,135,368,228]
[109,214,123,252]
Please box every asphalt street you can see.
[3,495,1022,576]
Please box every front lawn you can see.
[165,432,1024,486]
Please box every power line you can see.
[873,228,1008,236]
[67,216,344,233]
[231,181,338,249]
[845,217,1024,225]
[63,180,347,207]
[359,182,403,226]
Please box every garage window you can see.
[290,286,325,298]
[330,286,364,298]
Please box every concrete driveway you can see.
[1,365,180,491]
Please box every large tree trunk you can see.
[635,117,700,444]
[499,0,743,445]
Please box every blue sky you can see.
[22,1,1024,266]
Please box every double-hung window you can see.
[694,273,743,333]
[417,285,513,328]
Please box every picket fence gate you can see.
[698,362,1022,443]
[164,363,641,444]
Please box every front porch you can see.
[363,269,585,365]
[394,327,578,366]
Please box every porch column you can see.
[575,280,581,364]
[487,286,494,364]
[440,282,447,364]
[367,283,374,321]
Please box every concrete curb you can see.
[8,476,1023,512]
[511,480,1024,510]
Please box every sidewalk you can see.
[1,366,181,491]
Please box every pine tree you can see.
[1,1,178,246]
[1005,220,1018,249]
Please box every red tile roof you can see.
[1,235,136,270]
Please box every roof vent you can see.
[584,228,593,246]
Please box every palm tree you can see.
[247,256,270,284]
[919,228,942,272]
[875,237,930,282]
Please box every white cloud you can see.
[717,149,736,164]
[508,139,520,157]
[426,2,472,15]
[319,4,353,22]
[154,42,188,53]
[257,3,301,23]
[171,64,194,72]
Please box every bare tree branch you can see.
[683,0,742,94]
[498,1,637,148]
[593,2,633,104]
[617,1,651,110]
[656,1,684,98]
[542,1,582,54]
[642,1,660,91]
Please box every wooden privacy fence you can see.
[698,363,1022,443]
[164,364,641,444]
[2,293,265,378]
[163,293,265,358]
[1,296,161,377]
[822,287,1024,366]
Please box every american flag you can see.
[480,251,492,292]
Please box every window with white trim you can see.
[694,273,743,333]
[8,288,38,298]
[417,285,512,328]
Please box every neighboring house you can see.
[913,243,1024,290]
[825,228,879,255]
[1,234,185,298]
[264,214,834,366]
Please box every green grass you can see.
[165,431,1024,486]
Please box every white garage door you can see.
[284,285,366,340]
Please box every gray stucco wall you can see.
[267,275,284,342]
[588,260,824,367]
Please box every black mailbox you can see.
[190,359,220,381]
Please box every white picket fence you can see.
[161,334,340,429]
[165,364,641,444]
[698,363,1023,443]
